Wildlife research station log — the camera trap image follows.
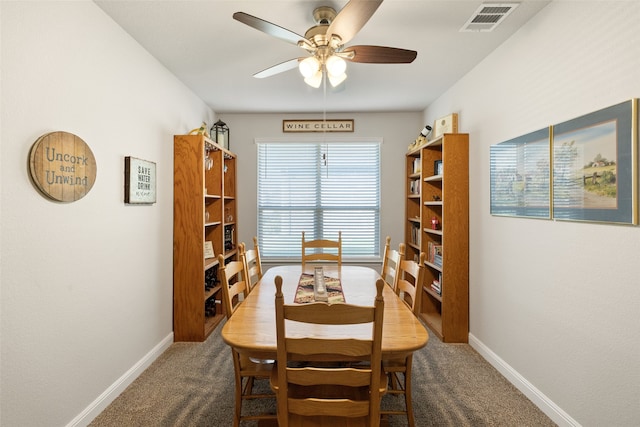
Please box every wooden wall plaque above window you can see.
[283,119,354,133]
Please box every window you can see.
[257,139,381,260]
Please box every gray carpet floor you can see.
[90,321,556,426]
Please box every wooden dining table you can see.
[221,265,429,361]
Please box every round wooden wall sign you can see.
[29,131,97,202]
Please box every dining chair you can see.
[381,252,425,427]
[240,236,263,294]
[270,275,387,427]
[380,236,405,292]
[301,230,342,267]
[218,255,276,427]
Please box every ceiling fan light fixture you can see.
[304,70,323,88]
[325,55,347,77]
[299,56,321,78]
[328,72,347,87]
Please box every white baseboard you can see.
[468,333,581,427]
[66,332,174,427]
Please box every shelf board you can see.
[408,216,421,223]
[420,312,443,340]
[408,241,420,251]
[423,284,442,302]
[204,313,225,338]
[424,260,442,272]
[408,172,420,179]
[205,221,222,227]
[204,283,222,301]
[205,194,221,199]
[424,175,443,182]
[423,228,443,236]
[204,257,219,270]
[424,201,443,206]
[408,194,420,199]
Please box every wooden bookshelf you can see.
[405,133,469,343]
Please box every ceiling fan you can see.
[233,0,417,88]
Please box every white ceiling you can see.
[95,0,550,114]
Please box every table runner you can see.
[294,273,345,304]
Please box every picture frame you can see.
[490,127,551,218]
[124,157,156,204]
[552,99,637,224]
[204,241,215,259]
[433,113,458,139]
[434,160,443,176]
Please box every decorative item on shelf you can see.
[204,241,215,259]
[210,120,229,151]
[189,122,210,138]
[204,147,213,170]
[408,124,433,151]
[432,195,441,201]
[420,124,433,139]
[433,113,458,139]
[431,217,439,230]
[434,160,443,176]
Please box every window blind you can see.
[257,140,381,260]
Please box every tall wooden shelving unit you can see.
[173,134,238,342]
[405,133,469,343]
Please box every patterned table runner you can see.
[294,273,345,304]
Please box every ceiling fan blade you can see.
[233,12,309,47]
[253,58,301,79]
[327,0,383,45]
[342,45,417,64]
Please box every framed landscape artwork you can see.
[552,99,637,224]
[490,127,551,218]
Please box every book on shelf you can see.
[427,241,443,266]
[431,280,442,295]
[413,157,421,174]
[431,272,442,295]
[411,223,420,245]
[409,179,420,195]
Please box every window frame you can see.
[255,136,382,263]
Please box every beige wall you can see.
[1,2,212,425]
[425,2,640,425]
[220,112,422,262]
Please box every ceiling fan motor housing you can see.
[313,6,336,25]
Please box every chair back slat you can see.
[273,275,385,426]
[381,236,405,292]
[301,231,342,267]
[240,236,263,293]
[218,255,249,318]
[396,252,426,315]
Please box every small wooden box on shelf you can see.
[405,133,469,343]
[173,134,238,342]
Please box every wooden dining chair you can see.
[381,252,425,427]
[301,230,342,267]
[218,255,276,427]
[270,275,387,427]
[381,236,405,292]
[240,236,263,294]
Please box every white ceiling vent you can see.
[460,3,519,32]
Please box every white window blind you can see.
[257,140,381,260]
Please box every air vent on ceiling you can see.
[460,3,519,32]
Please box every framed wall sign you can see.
[124,156,156,204]
[283,119,354,133]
